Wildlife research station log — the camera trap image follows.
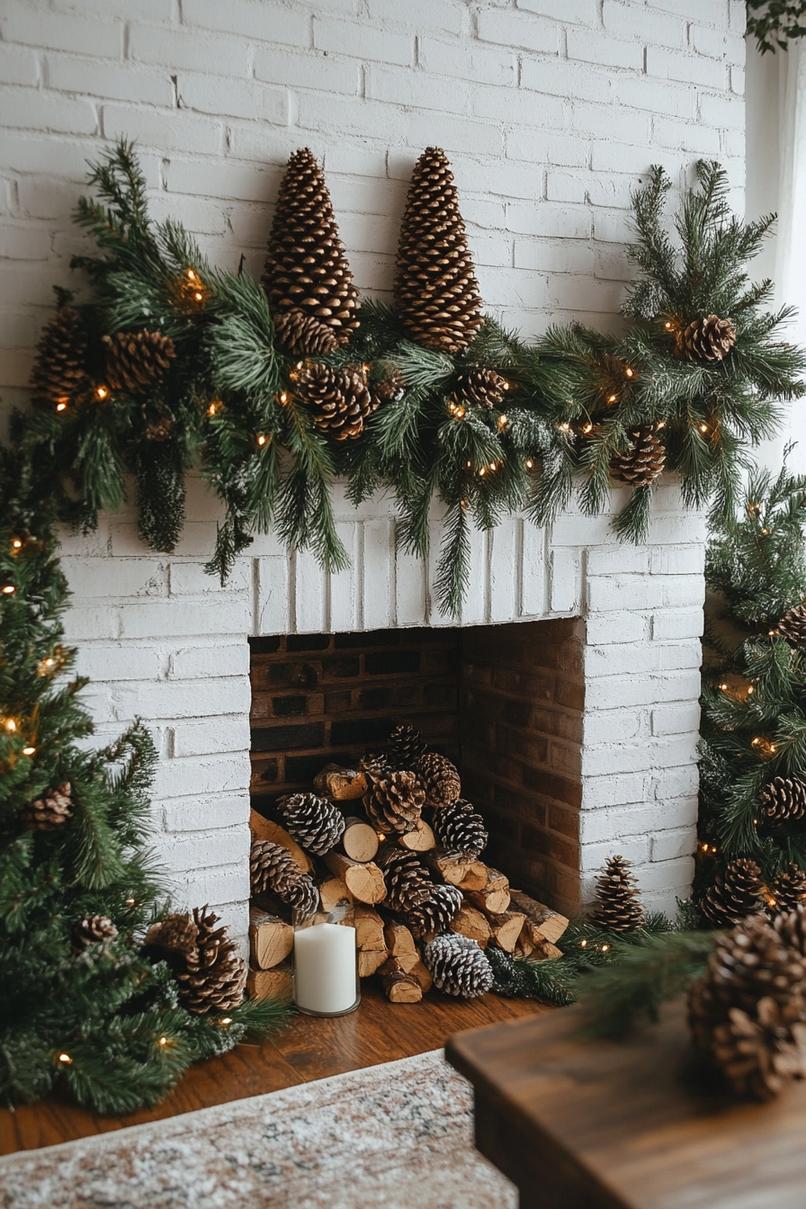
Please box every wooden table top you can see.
[447,1000,806,1209]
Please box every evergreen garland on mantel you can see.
[11,142,806,616]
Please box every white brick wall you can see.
[0,0,736,936]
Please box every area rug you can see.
[0,1049,516,1209]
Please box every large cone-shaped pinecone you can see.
[31,305,90,406]
[592,855,645,932]
[700,857,765,927]
[677,314,737,362]
[21,782,73,830]
[394,146,483,355]
[73,914,118,950]
[294,362,374,441]
[102,330,176,393]
[273,307,339,357]
[388,722,427,769]
[433,798,488,857]
[610,426,667,488]
[250,840,320,918]
[406,883,463,940]
[760,777,806,826]
[380,849,434,912]
[448,367,509,411]
[277,792,345,856]
[415,752,461,808]
[423,932,494,998]
[769,865,806,916]
[263,147,359,350]
[363,770,426,836]
[146,906,246,1015]
[776,604,806,645]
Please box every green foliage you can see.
[747,1,806,53]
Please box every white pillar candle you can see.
[293,921,357,1015]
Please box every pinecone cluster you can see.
[293,361,375,441]
[22,782,73,830]
[250,840,320,919]
[447,367,509,412]
[31,305,90,406]
[73,914,118,950]
[263,147,359,353]
[775,604,806,645]
[144,906,247,1015]
[699,857,764,927]
[277,791,345,855]
[761,776,806,826]
[102,330,176,393]
[676,313,737,362]
[363,769,426,835]
[415,752,461,808]
[423,933,494,998]
[380,849,434,913]
[394,146,483,355]
[610,426,667,488]
[592,855,645,932]
[688,913,806,1100]
[433,798,488,858]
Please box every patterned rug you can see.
[0,1050,516,1209]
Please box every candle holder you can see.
[292,904,360,1017]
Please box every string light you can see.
[606,393,618,405]
[124,896,136,908]
[497,413,508,431]
[460,497,469,511]
[1,584,16,595]
[55,398,68,412]
[185,267,205,303]
[465,460,472,470]
[698,841,718,856]
[624,366,635,379]
[218,1016,233,1029]
[525,458,534,469]
[697,421,709,435]
[664,320,673,330]
[600,943,610,953]
[94,385,109,401]
[448,400,466,420]
[751,735,777,758]
[256,433,270,448]
[56,1052,73,1066]
[277,390,290,406]
[580,422,593,435]
[288,362,304,382]
[2,718,18,733]
[10,537,23,553]
[22,745,36,757]
[579,939,588,948]
[157,1035,172,1048]
[207,400,222,417]
[557,421,572,433]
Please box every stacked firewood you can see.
[247,723,569,1004]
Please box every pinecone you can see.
[406,883,463,941]
[769,865,806,916]
[370,367,405,407]
[677,314,737,362]
[143,912,199,959]
[448,367,509,411]
[591,855,645,932]
[102,330,176,393]
[610,426,667,488]
[359,751,392,779]
[423,932,494,998]
[73,914,118,950]
[700,857,765,927]
[380,848,434,912]
[250,840,320,918]
[775,604,806,645]
[294,362,373,441]
[21,782,73,830]
[415,752,461,808]
[263,147,359,349]
[273,307,339,357]
[692,913,805,1025]
[760,777,806,826]
[775,908,806,958]
[394,146,483,355]
[30,305,90,406]
[433,798,488,857]
[363,770,426,836]
[388,722,427,769]
[277,792,345,856]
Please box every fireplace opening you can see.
[250,619,584,916]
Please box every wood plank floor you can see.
[0,987,543,1156]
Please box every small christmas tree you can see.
[0,459,285,1115]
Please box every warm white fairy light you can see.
[2,584,16,596]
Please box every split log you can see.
[514,932,535,959]
[246,962,292,1002]
[484,910,526,954]
[409,959,433,994]
[383,921,419,973]
[532,939,564,961]
[249,906,293,970]
[355,906,388,978]
[341,816,379,863]
[465,866,510,915]
[324,852,386,904]
[250,809,312,874]
[398,818,436,852]
[313,764,367,801]
[380,957,423,1003]
[508,891,569,945]
[450,905,492,948]
[424,852,485,888]
[319,875,352,914]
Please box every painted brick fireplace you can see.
[58,474,705,948]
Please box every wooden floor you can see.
[0,986,542,1156]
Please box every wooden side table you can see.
[446,1001,806,1209]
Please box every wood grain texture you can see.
[0,987,540,1156]
[447,999,806,1209]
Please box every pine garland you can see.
[9,143,803,616]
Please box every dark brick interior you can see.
[250,619,584,914]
